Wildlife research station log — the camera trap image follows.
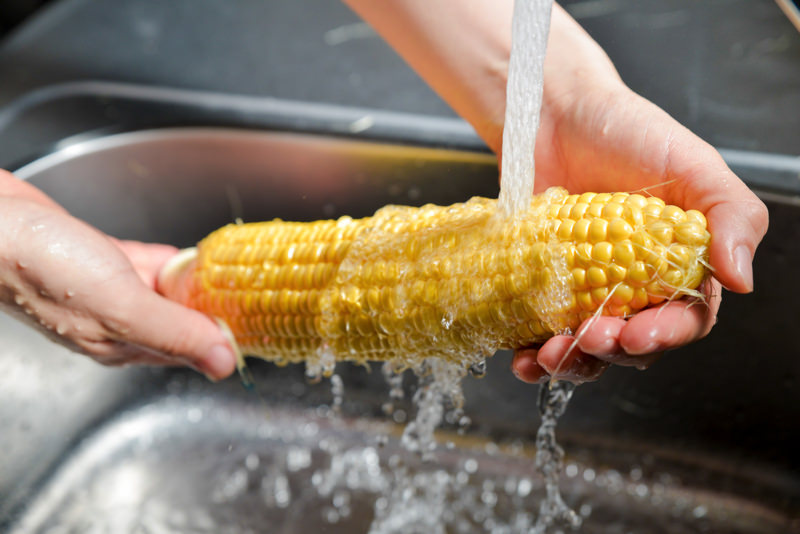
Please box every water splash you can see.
[400,359,467,460]
[533,381,582,533]
[331,374,345,415]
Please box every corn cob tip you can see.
[157,247,198,305]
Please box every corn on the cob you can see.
[159,187,710,369]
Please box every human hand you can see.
[0,172,237,380]
[343,0,768,382]
[508,7,769,383]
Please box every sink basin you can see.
[0,84,798,533]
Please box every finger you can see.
[572,316,661,367]
[110,290,237,380]
[512,348,549,384]
[574,316,625,357]
[114,240,180,288]
[705,199,768,293]
[537,336,609,383]
[95,352,185,368]
[596,351,664,369]
[619,280,721,355]
[119,353,188,368]
[78,337,217,374]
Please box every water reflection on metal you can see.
[8,396,794,534]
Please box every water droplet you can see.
[330,374,344,414]
[65,289,75,298]
[324,507,340,524]
[468,359,487,379]
[55,323,67,335]
[245,453,260,470]
[517,478,533,497]
[16,260,28,269]
[583,468,596,483]
[306,373,323,385]
[565,463,579,478]
[463,458,479,474]
[13,294,25,306]
[692,505,708,518]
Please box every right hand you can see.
[0,171,237,380]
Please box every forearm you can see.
[342,1,619,153]
[343,0,512,151]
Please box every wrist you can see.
[542,6,626,112]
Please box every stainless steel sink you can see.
[0,84,798,533]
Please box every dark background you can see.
[0,0,798,157]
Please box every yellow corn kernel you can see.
[159,187,711,367]
[625,194,648,209]
[674,221,710,246]
[558,218,576,240]
[572,268,588,290]
[607,218,634,242]
[570,202,589,219]
[573,219,591,242]
[647,221,674,246]
[587,266,608,288]
[661,205,688,224]
[588,219,609,243]
[591,242,614,264]
[623,204,645,227]
[577,290,595,311]
[608,264,628,284]
[574,242,593,266]
[591,286,610,304]
[628,261,653,286]
[643,203,663,223]
[631,287,650,310]
[685,209,707,227]
[601,202,625,219]
[613,242,636,267]
[610,283,635,306]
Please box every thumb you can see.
[119,289,237,380]
[706,199,768,294]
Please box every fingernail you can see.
[733,245,754,292]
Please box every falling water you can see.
[497,0,554,217]
[498,1,582,531]
[533,381,581,533]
